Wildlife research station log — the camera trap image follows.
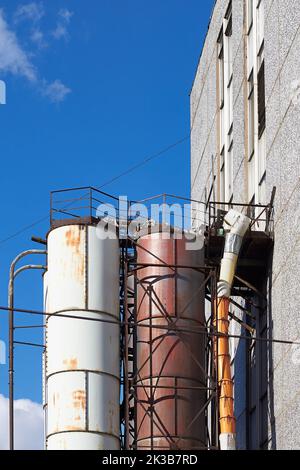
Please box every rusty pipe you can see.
[216,210,250,450]
[217,297,235,447]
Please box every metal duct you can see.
[216,210,250,450]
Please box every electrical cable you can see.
[0,23,223,247]
[0,135,190,246]
[1,305,300,347]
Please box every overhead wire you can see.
[0,135,190,246]
[1,305,300,347]
[0,70,210,247]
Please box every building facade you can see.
[191,0,300,449]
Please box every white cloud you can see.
[30,28,47,48]
[52,8,73,41]
[14,3,47,48]
[0,9,71,102]
[0,9,37,81]
[52,24,68,40]
[42,79,71,103]
[14,2,45,24]
[0,394,44,450]
[58,8,73,23]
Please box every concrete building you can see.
[190,0,300,449]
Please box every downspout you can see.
[217,209,251,450]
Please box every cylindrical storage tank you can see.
[45,223,120,450]
[135,227,206,450]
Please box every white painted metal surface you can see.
[43,271,48,450]
[45,224,120,450]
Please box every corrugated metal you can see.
[45,224,120,450]
[135,231,206,450]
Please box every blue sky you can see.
[0,0,214,448]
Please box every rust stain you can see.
[78,256,84,279]
[65,227,81,250]
[63,357,78,370]
[135,236,206,448]
[72,389,86,409]
[65,227,85,281]
[65,425,83,431]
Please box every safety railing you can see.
[207,199,275,237]
[50,186,124,226]
[50,187,208,233]
[51,186,275,237]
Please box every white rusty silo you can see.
[44,223,120,450]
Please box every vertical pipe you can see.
[89,188,92,219]
[8,250,46,450]
[217,298,235,441]
[8,282,14,451]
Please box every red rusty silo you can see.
[135,226,206,450]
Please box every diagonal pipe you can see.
[216,210,250,450]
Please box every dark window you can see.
[225,0,232,36]
[248,0,253,32]
[217,28,224,108]
[225,13,232,37]
[248,195,255,218]
[248,71,255,159]
[225,4,233,84]
[258,60,265,138]
[225,0,232,21]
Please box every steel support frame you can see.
[121,251,219,451]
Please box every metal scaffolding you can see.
[120,243,219,450]
[6,187,276,450]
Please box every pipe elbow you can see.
[223,209,251,238]
[218,210,251,296]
